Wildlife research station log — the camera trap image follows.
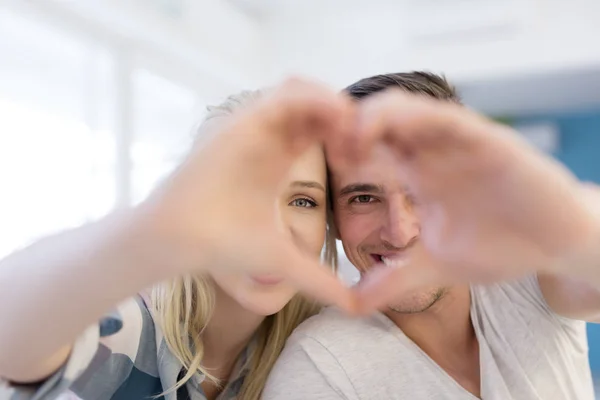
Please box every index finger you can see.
[273,238,359,313]
[353,245,452,314]
[351,89,488,161]
[257,78,357,151]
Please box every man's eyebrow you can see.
[291,180,326,192]
[338,183,383,197]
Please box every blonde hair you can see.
[151,90,338,399]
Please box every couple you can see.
[1,72,599,400]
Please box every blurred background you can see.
[1,0,599,391]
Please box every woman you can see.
[0,80,354,400]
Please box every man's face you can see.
[331,145,447,313]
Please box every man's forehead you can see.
[330,145,404,194]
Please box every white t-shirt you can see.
[262,276,594,400]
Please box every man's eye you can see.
[350,195,374,204]
[290,198,317,208]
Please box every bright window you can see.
[131,68,202,204]
[0,9,116,257]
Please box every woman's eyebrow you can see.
[291,180,326,192]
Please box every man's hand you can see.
[342,90,600,311]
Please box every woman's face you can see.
[209,144,328,315]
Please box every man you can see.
[262,72,600,399]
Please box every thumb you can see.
[353,247,450,314]
[272,238,358,313]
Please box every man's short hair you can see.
[344,71,460,103]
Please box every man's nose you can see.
[379,195,420,248]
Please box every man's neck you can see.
[385,285,480,396]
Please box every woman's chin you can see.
[239,291,296,316]
[212,271,297,316]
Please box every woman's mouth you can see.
[250,274,284,285]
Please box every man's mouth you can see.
[371,254,407,268]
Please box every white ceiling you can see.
[227,0,600,117]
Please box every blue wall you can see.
[515,109,600,372]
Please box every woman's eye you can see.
[350,195,374,204]
[290,198,317,208]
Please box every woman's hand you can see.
[140,78,358,311]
